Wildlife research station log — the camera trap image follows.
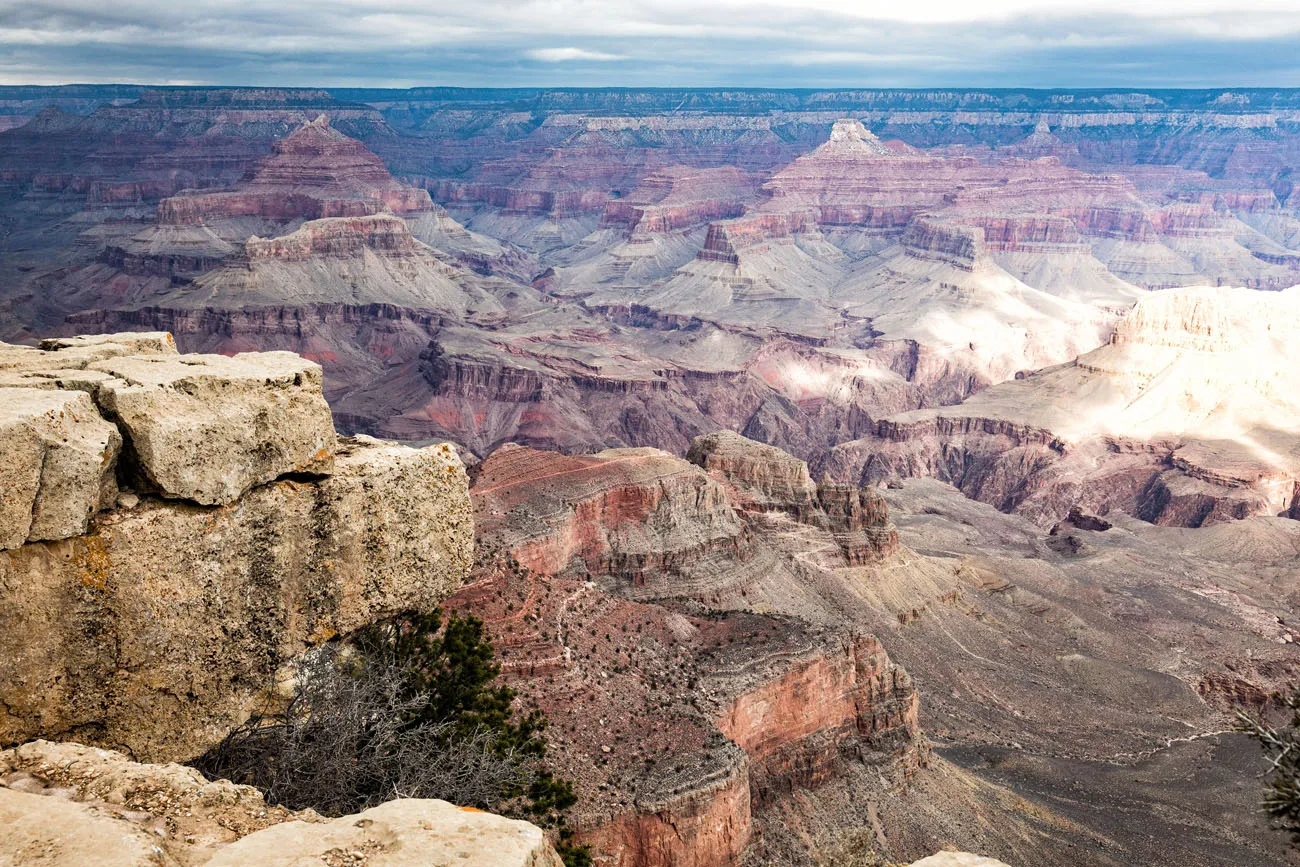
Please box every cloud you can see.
[0,1,1298,86]
[526,47,627,62]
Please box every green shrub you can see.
[195,609,589,866]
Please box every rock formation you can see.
[156,115,432,225]
[827,285,1300,526]
[5,90,1296,460]
[453,434,934,865]
[456,429,1298,865]
[2,87,1300,866]
[0,740,562,866]
[0,333,472,760]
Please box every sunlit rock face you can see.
[826,285,1300,526]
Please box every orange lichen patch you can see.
[307,624,338,644]
[455,805,486,814]
[73,534,113,591]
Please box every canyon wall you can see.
[825,285,1300,527]
[458,435,921,867]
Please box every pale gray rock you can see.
[38,332,178,354]
[207,799,565,867]
[0,388,120,550]
[91,351,335,505]
[0,785,164,867]
[0,332,178,373]
[0,741,563,867]
[908,854,1014,867]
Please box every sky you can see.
[2,0,1300,88]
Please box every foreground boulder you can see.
[90,350,335,505]
[208,799,563,867]
[0,334,473,761]
[909,855,1013,867]
[0,740,562,867]
[0,388,120,549]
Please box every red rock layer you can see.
[471,444,748,584]
[157,117,432,225]
[243,214,421,261]
[717,633,918,798]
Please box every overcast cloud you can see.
[1,0,1299,87]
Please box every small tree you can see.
[1238,689,1300,842]
[195,609,590,867]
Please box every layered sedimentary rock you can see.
[453,434,923,866]
[445,567,920,867]
[688,429,899,562]
[827,285,1300,527]
[0,334,473,761]
[157,115,432,225]
[456,430,1300,865]
[6,90,1298,459]
[471,443,747,584]
[0,741,562,867]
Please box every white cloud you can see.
[526,47,627,62]
[2,0,1300,86]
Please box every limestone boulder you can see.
[908,854,1014,867]
[0,741,562,867]
[0,740,297,863]
[0,786,165,867]
[0,332,177,374]
[0,388,120,550]
[207,799,565,867]
[0,436,472,761]
[38,332,178,355]
[90,351,335,505]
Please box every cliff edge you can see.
[0,332,474,761]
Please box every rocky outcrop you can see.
[455,435,923,866]
[471,443,747,584]
[687,429,818,515]
[0,389,121,549]
[157,116,431,225]
[91,350,335,505]
[0,740,562,867]
[209,799,563,867]
[601,166,757,234]
[689,430,899,561]
[244,212,422,261]
[908,855,1013,867]
[828,285,1300,527]
[445,563,922,867]
[0,334,473,761]
[716,632,918,797]
[901,218,986,270]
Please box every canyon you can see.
[3,87,1299,471]
[1,85,1299,866]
